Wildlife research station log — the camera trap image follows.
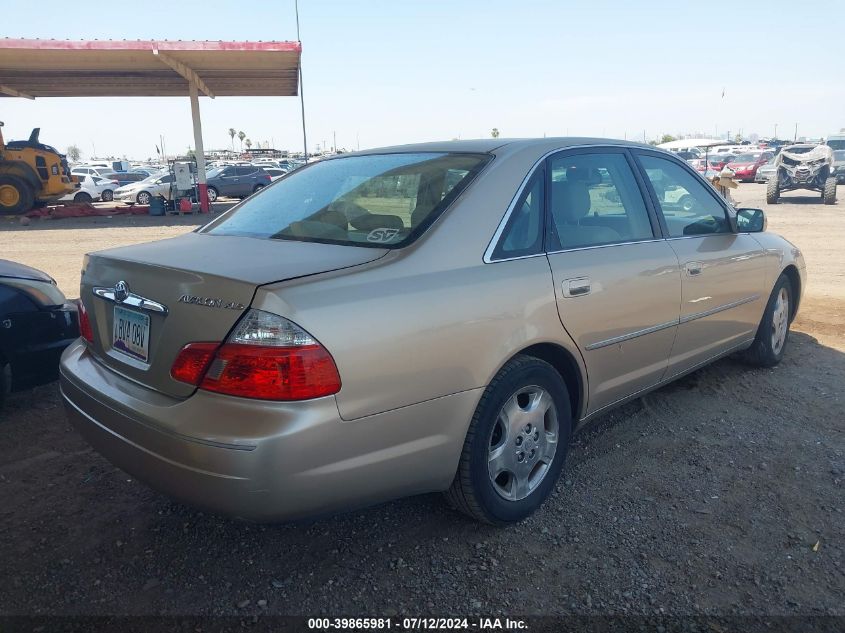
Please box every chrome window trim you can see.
[93,286,169,314]
[585,318,679,351]
[483,143,649,264]
[679,294,760,324]
[546,238,664,256]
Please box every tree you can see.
[734,133,743,143]
[660,134,677,144]
[228,128,236,151]
[491,128,500,138]
[66,144,82,162]
[237,131,246,151]
[245,138,252,151]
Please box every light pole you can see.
[295,0,308,161]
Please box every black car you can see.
[0,260,79,410]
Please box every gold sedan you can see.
[60,139,805,524]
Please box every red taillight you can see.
[170,310,341,401]
[170,342,218,385]
[77,299,94,343]
[200,343,341,401]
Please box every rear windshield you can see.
[732,153,762,161]
[202,152,490,247]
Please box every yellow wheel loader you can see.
[0,121,77,215]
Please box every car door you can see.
[634,151,767,377]
[217,167,239,196]
[544,149,681,414]
[236,167,257,195]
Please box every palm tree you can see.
[491,128,500,138]
[245,138,253,151]
[237,130,246,152]
[228,128,236,151]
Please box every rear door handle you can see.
[685,262,703,276]
[563,277,591,297]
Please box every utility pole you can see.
[333,130,336,153]
[295,0,308,161]
[794,123,798,141]
[774,123,778,139]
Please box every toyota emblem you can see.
[114,280,129,303]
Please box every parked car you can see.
[71,166,113,178]
[755,157,778,183]
[113,173,177,205]
[1,260,78,411]
[103,171,150,187]
[60,174,118,203]
[204,166,272,201]
[726,151,774,182]
[833,150,845,184]
[61,139,805,524]
[707,154,735,171]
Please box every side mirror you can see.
[736,207,766,233]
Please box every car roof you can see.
[346,137,656,158]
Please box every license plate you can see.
[113,306,150,363]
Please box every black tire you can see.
[766,177,780,204]
[206,186,219,203]
[101,189,114,202]
[73,192,93,204]
[136,191,151,205]
[743,274,793,368]
[445,355,572,525]
[823,177,837,205]
[0,175,35,215]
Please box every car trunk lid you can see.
[80,232,386,397]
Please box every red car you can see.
[726,151,774,182]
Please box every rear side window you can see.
[548,152,654,250]
[236,167,256,176]
[491,169,544,260]
[638,154,730,237]
[203,152,490,248]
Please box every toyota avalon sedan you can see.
[60,139,806,524]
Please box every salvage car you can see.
[1,260,78,411]
[766,143,838,204]
[60,139,806,524]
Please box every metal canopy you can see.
[0,38,301,99]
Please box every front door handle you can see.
[563,277,591,298]
[685,261,703,276]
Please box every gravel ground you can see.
[0,183,843,618]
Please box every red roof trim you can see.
[0,38,301,52]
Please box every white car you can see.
[113,173,185,205]
[60,174,118,203]
[71,166,114,178]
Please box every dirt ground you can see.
[0,183,843,619]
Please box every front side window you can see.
[548,152,654,250]
[203,152,490,248]
[638,154,730,237]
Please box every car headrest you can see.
[552,180,591,223]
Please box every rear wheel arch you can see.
[511,343,585,422]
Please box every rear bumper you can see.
[59,341,478,521]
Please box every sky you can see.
[2,0,844,160]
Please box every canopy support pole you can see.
[189,81,209,213]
